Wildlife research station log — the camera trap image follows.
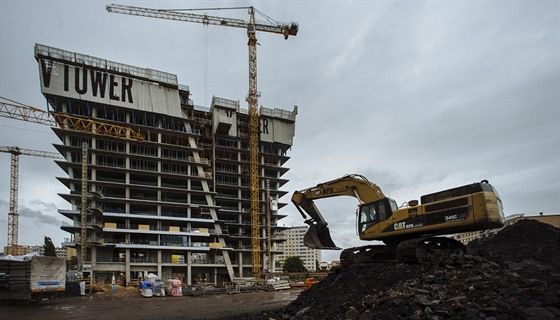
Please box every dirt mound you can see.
[228,219,560,320]
[468,219,560,266]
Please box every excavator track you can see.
[413,236,466,264]
[395,240,419,264]
[340,245,397,265]
[341,237,466,265]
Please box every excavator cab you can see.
[358,198,398,236]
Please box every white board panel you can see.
[38,59,182,117]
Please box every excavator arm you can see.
[291,174,386,250]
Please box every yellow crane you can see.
[0,146,63,251]
[0,96,142,263]
[106,4,298,275]
[0,98,144,141]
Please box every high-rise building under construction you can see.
[34,44,297,285]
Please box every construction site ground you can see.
[228,219,560,320]
[0,286,304,320]
[2,219,559,319]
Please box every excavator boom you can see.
[291,174,386,250]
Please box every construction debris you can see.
[225,219,560,319]
[267,278,291,291]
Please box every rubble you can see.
[227,219,560,320]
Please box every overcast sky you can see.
[0,0,558,262]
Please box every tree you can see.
[43,236,57,257]
[282,256,307,273]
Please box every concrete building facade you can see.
[275,226,321,271]
[3,245,67,258]
[3,245,30,256]
[34,44,296,285]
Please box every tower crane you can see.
[0,146,63,249]
[106,4,298,275]
[1,96,142,262]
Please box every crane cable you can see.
[204,22,208,107]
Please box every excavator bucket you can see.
[303,222,341,250]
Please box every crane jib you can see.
[106,4,298,37]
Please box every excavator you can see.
[291,174,504,264]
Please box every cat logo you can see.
[394,221,406,230]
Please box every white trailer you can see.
[0,254,66,302]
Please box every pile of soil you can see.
[468,219,560,267]
[229,219,560,320]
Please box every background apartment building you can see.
[34,44,296,285]
[276,226,321,271]
[2,245,67,258]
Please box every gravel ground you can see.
[0,286,304,320]
[3,220,558,320]
[229,219,560,320]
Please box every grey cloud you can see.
[18,200,60,227]
[0,1,558,251]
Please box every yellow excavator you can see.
[291,174,504,264]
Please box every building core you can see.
[34,44,297,285]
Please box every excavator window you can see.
[359,206,377,233]
[389,198,399,211]
[358,198,395,233]
[359,198,396,233]
[368,207,378,221]
[378,202,387,221]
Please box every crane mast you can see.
[247,7,261,276]
[107,4,298,276]
[80,143,88,268]
[0,146,63,248]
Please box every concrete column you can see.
[157,250,162,277]
[91,246,97,269]
[187,251,192,285]
[125,248,131,286]
[238,252,243,277]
